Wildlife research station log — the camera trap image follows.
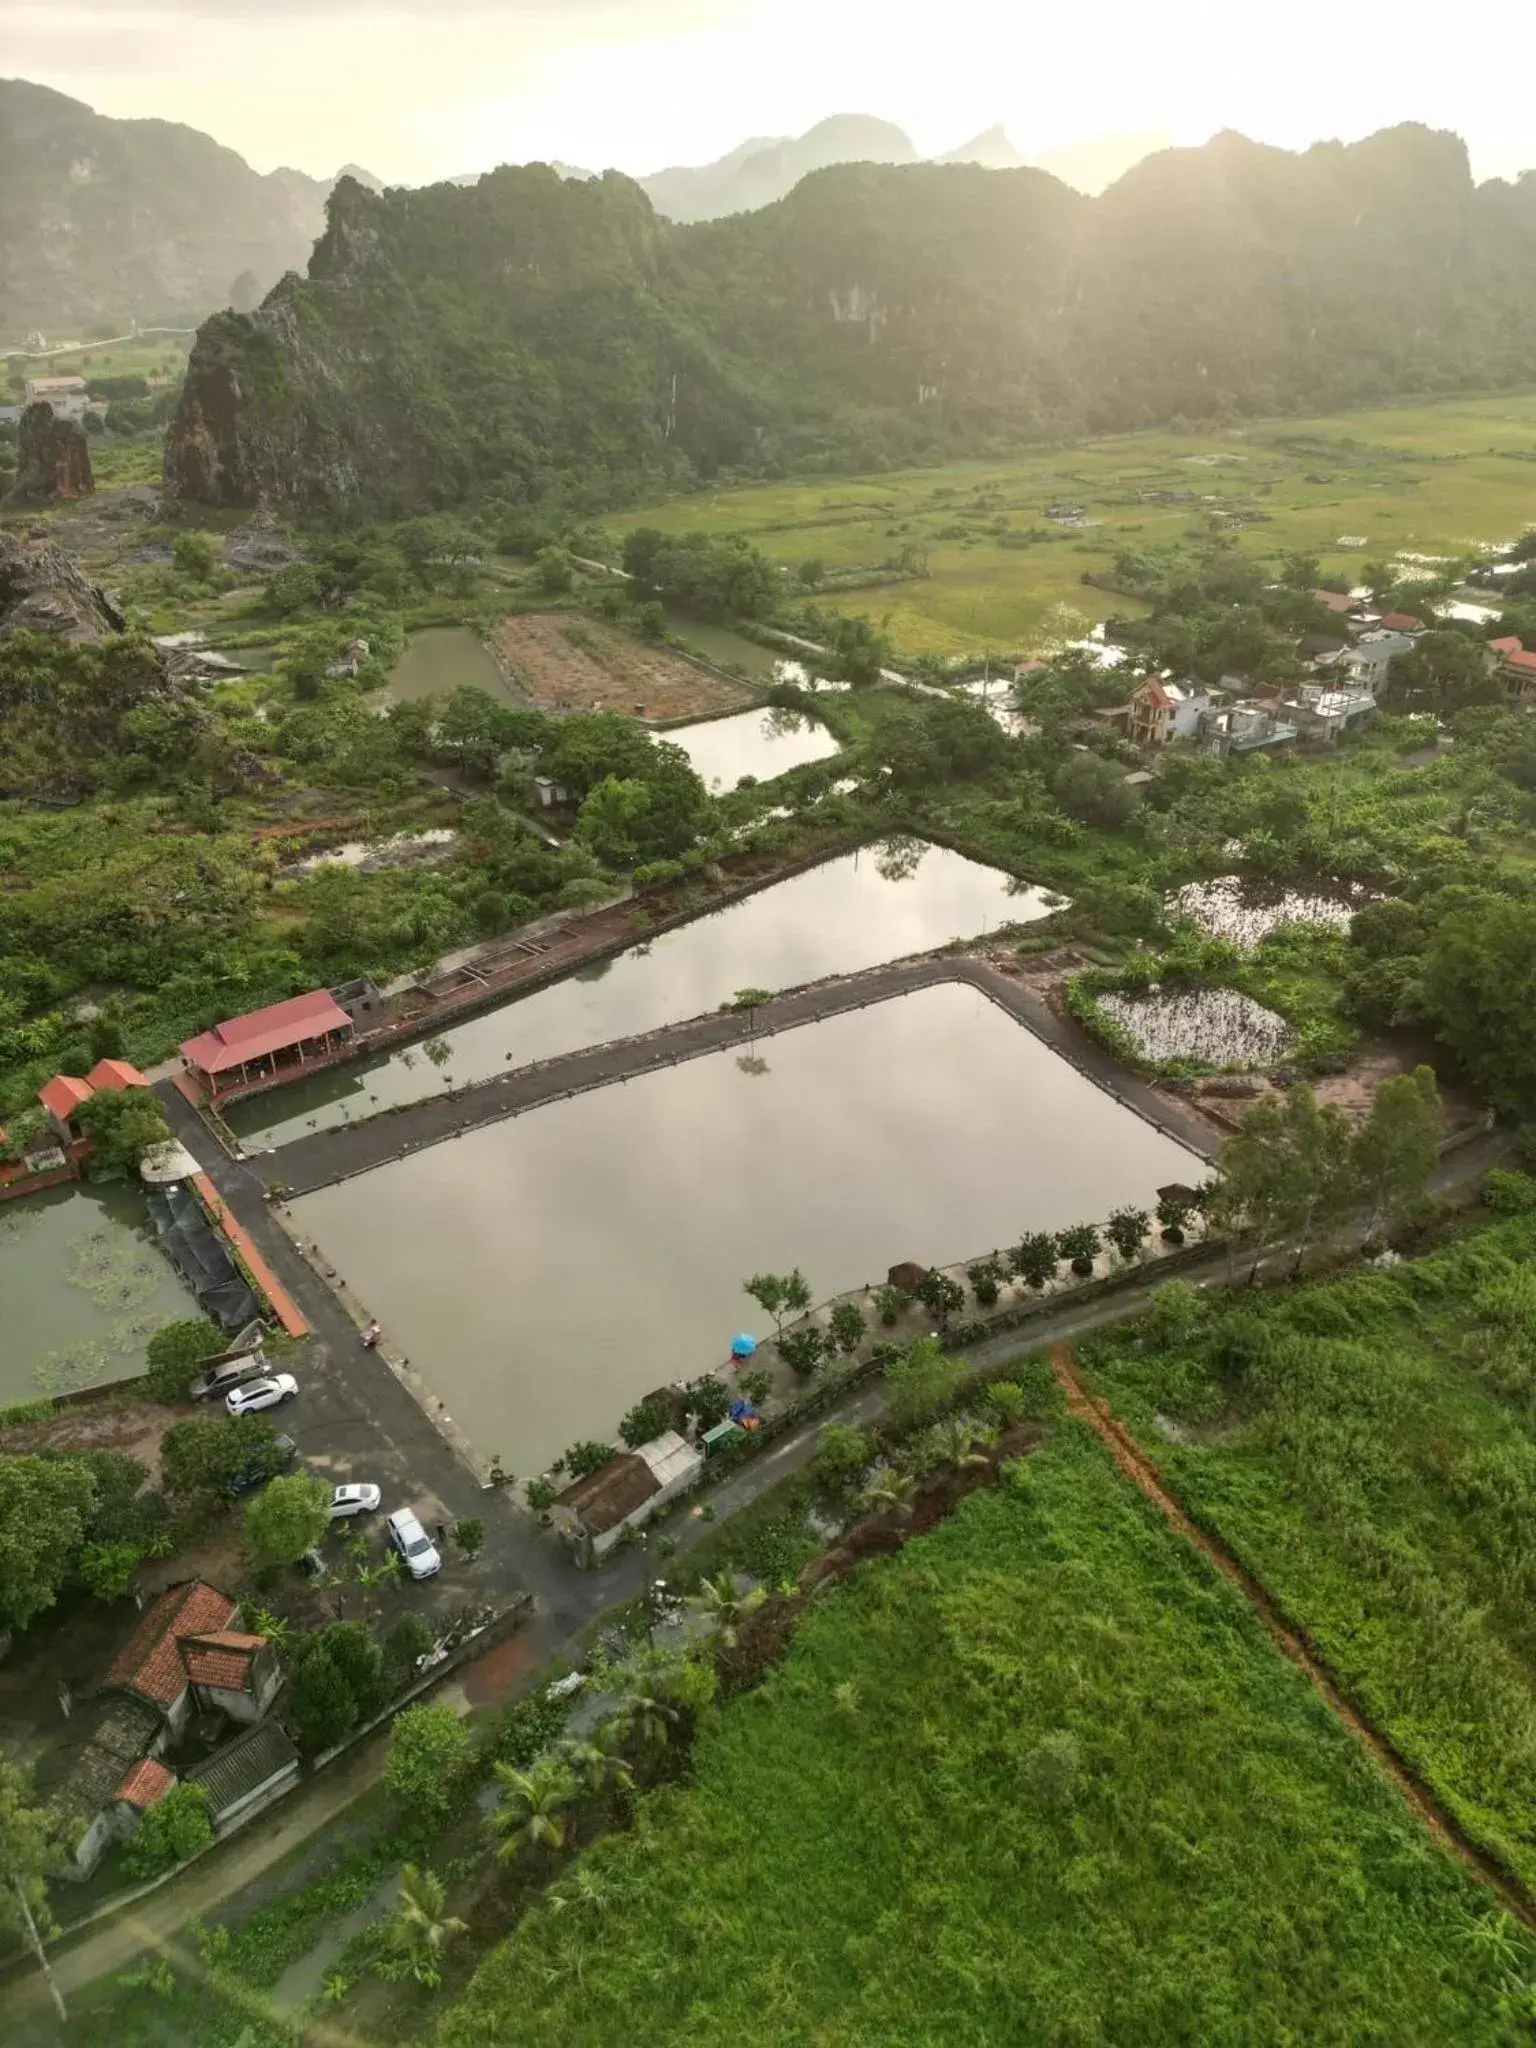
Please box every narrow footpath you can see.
[1050,1340,1536,1934]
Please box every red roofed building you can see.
[180,989,354,1099]
[1377,612,1424,634]
[116,1756,175,1813]
[107,1581,280,1738]
[38,1072,93,1139]
[1492,636,1536,699]
[86,1056,149,1093]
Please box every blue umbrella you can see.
[730,1333,758,1358]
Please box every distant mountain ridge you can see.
[164,123,1536,519]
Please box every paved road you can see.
[265,954,1219,1195]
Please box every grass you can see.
[1082,1206,1536,1899]
[614,390,1536,655]
[438,1426,1526,2046]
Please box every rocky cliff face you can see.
[163,126,1536,516]
[10,403,94,504]
[0,530,123,640]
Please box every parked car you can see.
[329,1483,382,1520]
[189,1352,268,1402]
[227,1432,297,1496]
[225,1372,297,1417]
[386,1507,442,1580]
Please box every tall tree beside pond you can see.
[1422,896,1536,1114]
[743,1269,812,1339]
[1351,1065,1440,1241]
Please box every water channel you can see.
[230,842,1052,1150]
[664,707,841,790]
[293,980,1204,1475]
[0,1183,198,1406]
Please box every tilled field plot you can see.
[492,613,754,721]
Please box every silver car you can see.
[386,1506,442,1580]
[329,1483,382,1520]
[225,1372,298,1416]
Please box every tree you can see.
[534,545,574,594]
[1106,1207,1151,1262]
[77,1540,142,1602]
[1009,1232,1059,1290]
[684,1374,731,1427]
[743,1269,812,1340]
[1214,1086,1355,1270]
[488,1759,575,1864]
[556,1722,635,1797]
[244,1472,331,1567]
[375,1863,466,1991]
[985,1380,1027,1427]
[829,1301,866,1353]
[915,1270,965,1331]
[1053,752,1141,828]
[778,1327,826,1376]
[75,1087,170,1174]
[384,1612,436,1686]
[123,1784,213,1877]
[925,1415,997,1469]
[385,1706,472,1823]
[144,1317,224,1403]
[1422,897,1536,1114]
[0,1455,96,1634]
[813,1423,872,1494]
[620,1397,672,1447]
[171,532,218,583]
[1156,1193,1192,1244]
[825,614,891,688]
[731,986,773,1033]
[0,1758,66,2022]
[287,1642,357,1751]
[685,1571,767,1647]
[858,1464,918,1521]
[575,775,652,867]
[610,1653,714,1749]
[161,1414,280,1499]
[1055,1224,1101,1276]
[884,1336,961,1427]
[324,1620,388,1721]
[1386,630,1495,715]
[1352,1065,1440,1239]
[797,556,825,591]
[452,1516,486,1560]
[562,1440,615,1480]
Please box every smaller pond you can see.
[0,1183,198,1405]
[380,627,518,707]
[1168,876,1366,949]
[285,829,457,877]
[661,609,782,681]
[1099,987,1293,1068]
[664,706,841,790]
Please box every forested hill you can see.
[0,80,329,337]
[165,124,1536,516]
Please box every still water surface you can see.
[379,627,515,705]
[665,707,841,789]
[231,842,1051,1149]
[0,1183,197,1404]
[294,982,1203,1474]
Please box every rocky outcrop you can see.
[10,403,94,504]
[0,530,123,640]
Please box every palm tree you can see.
[488,1759,575,1865]
[926,1415,998,1470]
[858,1465,918,1521]
[685,1571,768,1649]
[378,1863,466,1990]
[556,1724,635,1797]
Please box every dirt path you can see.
[1050,1342,1536,1933]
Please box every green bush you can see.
[124,1784,213,1878]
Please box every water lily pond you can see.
[1099,987,1294,1068]
[1167,876,1367,949]
[231,841,1053,1151]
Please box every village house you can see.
[186,1719,301,1833]
[180,988,355,1101]
[37,1072,95,1143]
[551,1431,705,1564]
[23,374,89,420]
[1491,636,1536,698]
[1201,699,1300,759]
[1276,684,1378,746]
[1126,677,1223,747]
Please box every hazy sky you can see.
[11,0,1535,186]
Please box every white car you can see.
[386,1506,442,1580]
[329,1483,382,1520]
[225,1372,298,1416]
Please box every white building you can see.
[23,375,89,421]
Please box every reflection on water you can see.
[379,627,516,705]
[665,707,841,789]
[231,842,1053,1149]
[294,982,1203,1474]
[0,1183,197,1403]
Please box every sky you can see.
[9,0,1535,188]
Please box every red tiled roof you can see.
[116,1757,175,1810]
[179,1630,266,1692]
[1508,650,1536,673]
[38,1074,93,1120]
[1491,635,1524,657]
[181,989,351,1077]
[1314,590,1356,613]
[1378,612,1423,632]
[1132,681,1173,711]
[85,1057,148,1092]
[107,1582,238,1707]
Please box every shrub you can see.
[620,1397,673,1448]
[829,1301,867,1353]
[1106,1208,1151,1262]
[685,1376,731,1428]
[123,1784,213,1877]
[244,1472,331,1566]
[525,1476,559,1514]
[563,1440,616,1481]
[875,1285,907,1327]
[1009,1233,1059,1290]
[489,1691,568,1768]
[813,1423,872,1495]
[1482,1169,1536,1216]
[985,1380,1026,1426]
[739,1367,773,1406]
[1056,1224,1101,1277]
[884,1337,962,1428]
[452,1516,486,1560]
[966,1261,1002,1308]
[385,1705,472,1822]
[384,1612,436,1685]
[778,1329,827,1377]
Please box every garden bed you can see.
[490,614,755,722]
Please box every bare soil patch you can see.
[0,1392,185,1486]
[491,612,754,721]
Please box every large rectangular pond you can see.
[230,841,1052,1150]
[0,1184,199,1406]
[293,981,1204,1475]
